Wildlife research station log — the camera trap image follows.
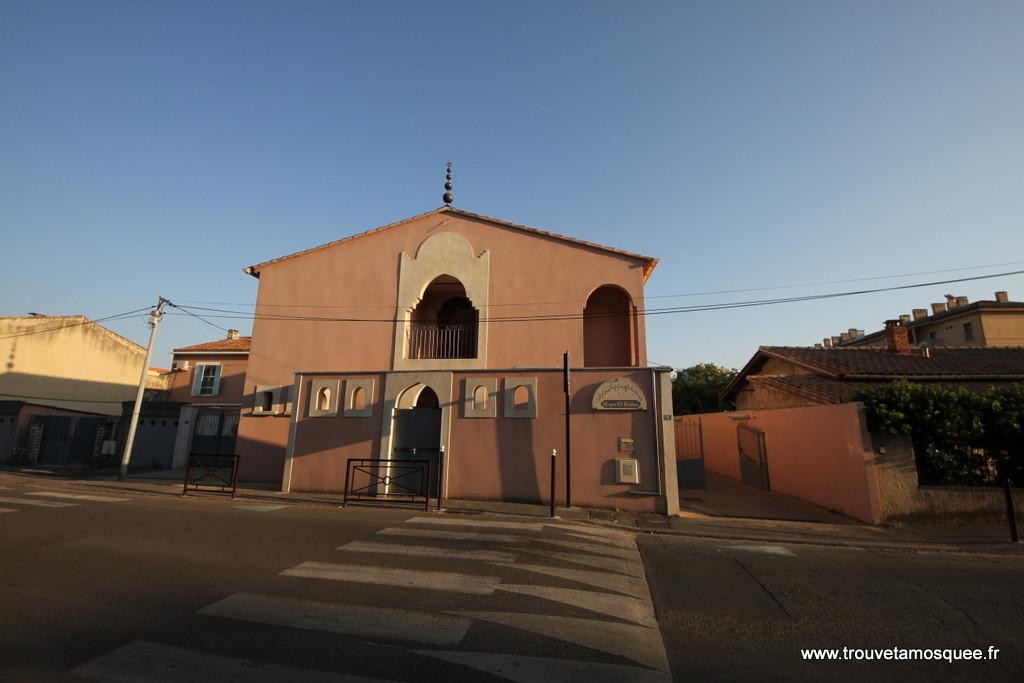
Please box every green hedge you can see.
[859,381,1024,486]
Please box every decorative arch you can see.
[584,284,634,367]
[393,232,490,370]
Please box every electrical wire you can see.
[0,307,153,341]
[169,258,1024,309]
[164,268,1024,326]
[165,301,229,333]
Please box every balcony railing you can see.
[407,323,477,359]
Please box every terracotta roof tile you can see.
[759,346,1024,378]
[750,375,1012,405]
[173,337,251,353]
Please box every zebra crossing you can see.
[0,490,129,512]
[72,513,672,682]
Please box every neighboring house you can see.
[0,314,164,465]
[161,330,250,469]
[723,319,1024,410]
[236,204,678,514]
[826,291,1024,348]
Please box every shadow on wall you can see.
[0,371,140,416]
[495,406,539,504]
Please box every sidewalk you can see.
[2,466,1020,554]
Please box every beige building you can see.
[827,291,1024,348]
[0,314,164,415]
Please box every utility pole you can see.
[119,297,167,481]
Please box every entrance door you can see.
[737,424,769,490]
[392,387,442,498]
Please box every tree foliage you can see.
[671,363,737,415]
[859,380,1024,485]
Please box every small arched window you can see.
[473,385,488,410]
[351,386,366,411]
[513,385,530,409]
[317,387,332,412]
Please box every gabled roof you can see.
[722,345,1024,404]
[173,336,251,353]
[747,375,1006,406]
[0,314,145,354]
[841,298,1024,346]
[243,205,659,282]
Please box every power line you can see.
[165,268,1024,326]
[0,308,152,341]
[165,301,229,333]
[169,258,1024,309]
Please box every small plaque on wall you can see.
[592,378,647,411]
[618,437,635,452]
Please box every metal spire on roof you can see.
[442,161,454,205]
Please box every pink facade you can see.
[234,206,678,513]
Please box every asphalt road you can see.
[0,473,1021,682]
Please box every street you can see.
[0,473,1021,682]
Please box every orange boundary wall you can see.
[681,403,882,523]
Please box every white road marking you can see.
[281,561,502,595]
[719,544,797,557]
[497,584,657,627]
[72,640,386,682]
[555,524,629,540]
[404,516,545,531]
[337,541,516,563]
[378,527,528,544]
[27,491,129,503]
[415,650,671,683]
[518,548,642,577]
[453,611,670,672]
[0,507,16,513]
[199,592,472,646]
[0,495,77,508]
[562,531,626,547]
[491,562,644,598]
[530,537,635,559]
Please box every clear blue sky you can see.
[2,0,1022,370]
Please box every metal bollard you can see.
[1004,479,1019,543]
[550,449,558,518]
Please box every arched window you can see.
[473,385,488,410]
[513,384,530,409]
[583,285,633,367]
[351,386,366,411]
[317,387,331,412]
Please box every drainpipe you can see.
[630,368,664,496]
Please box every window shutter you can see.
[191,365,206,396]
[211,366,222,396]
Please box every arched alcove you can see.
[583,285,633,367]
[407,275,479,359]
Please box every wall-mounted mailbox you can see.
[618,437,634,452]
[615,457,640,484]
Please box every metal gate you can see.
[675,417,707,489]
[35,416,102,467]
[737,423,769,490]
[190,409,239,456]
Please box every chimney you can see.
[822,338,833,348]
[840,331,851,342]
[913,308,928,320]
[899,314,911,324]
[995,291,1009,303]
[931,302,947,315]
[945,294,957,309]
[884,319,911,354]
[227,329,240,340]
[955,296,969,307]
[831,336,841,346]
